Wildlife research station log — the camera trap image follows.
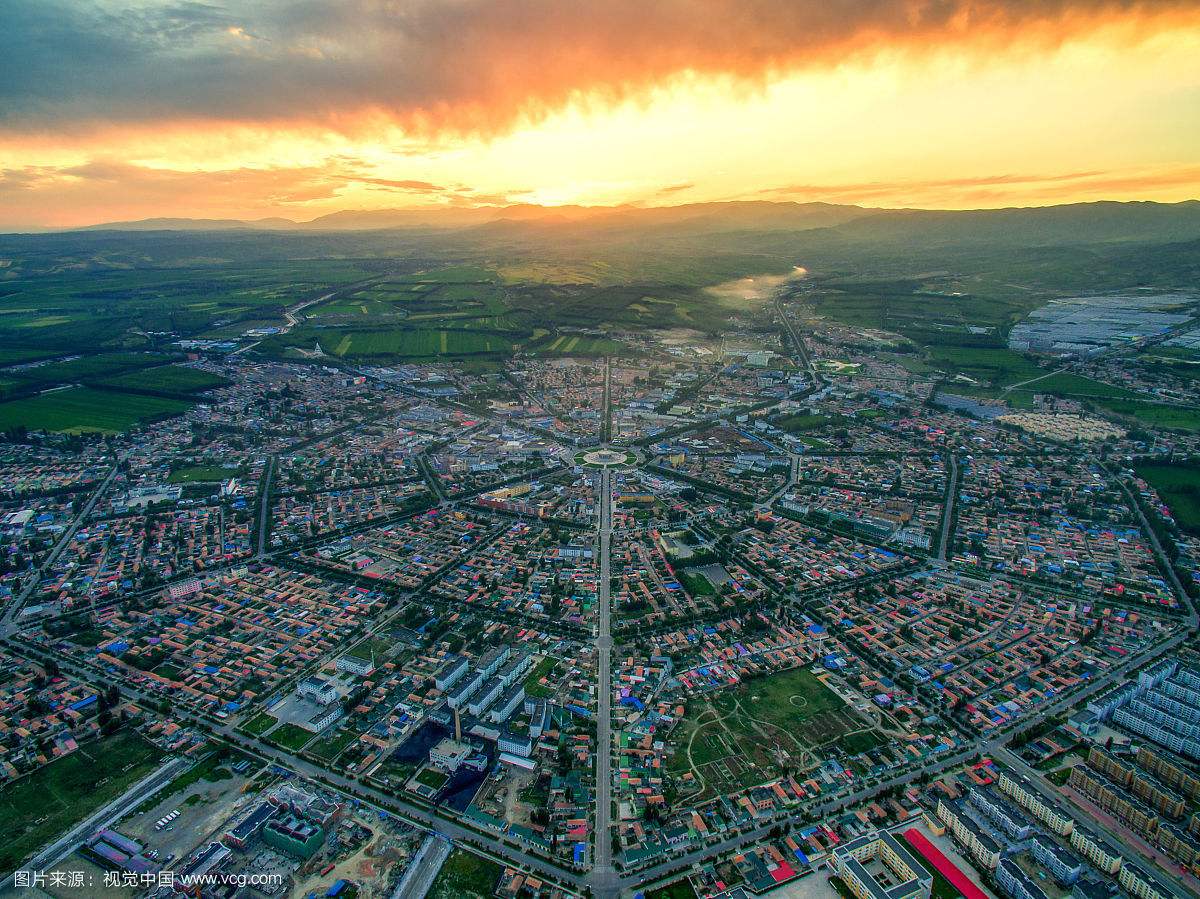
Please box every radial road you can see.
[0,460,121,637]
[588,354,620,898]
[937,454,959,563]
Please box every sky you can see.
[1,0,1199,229]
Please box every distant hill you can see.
[830,200,1200,246]
[72,199,1200,249]
[75,200,875,234]
[294,200,876,233]
[82,216,300,232]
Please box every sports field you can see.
[168,464,239,483]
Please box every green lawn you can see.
[1046,767,1073,786]
[774,413,834,433]
[344,635,394,663]
[646,879,700,899]
[428,848,503,899]
[523,655,558,697]
[168,464,239,484]
[307,728,357,761]
[678,569,716,596]
[415,767,449,789]
[238,711,278,737]
[266,723,314,751]
[712,666,875,752]
[729,667,844,723]
[837,729,886,756]
[0,730,164,876]
[0,386,191,434]
[1136,460,1200,534]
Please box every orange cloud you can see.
[3,0,1198,139]
[0,159,510,229]
[757,168,1200,207]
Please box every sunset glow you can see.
[2,1,1199,229]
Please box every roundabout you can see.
[578,448,634,468]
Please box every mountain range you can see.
[73,199,1200,248]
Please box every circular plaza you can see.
[578,448,634,468]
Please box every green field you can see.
[94,364,229,395]
[428,848,503,899]
[0,386,191,434]
[727,667,846,728]
[1136,460,1200,534]
[678,569,716,596]
[415,265,498,282]
[774,413,835,433]
[0,730,164,875]
[415,767,449,789]
[927,346,1044,390]
[266,723,315,751]
[10,352,174,389]
[344,635,394,663]
[306,327,520,360]
[307,728,357,762]
[668,667,881,800]
[0,348,64,366]
[238,711,278,737]
[529,333,626,356]
[168,464,239,483]
[646,880,700,899]
[1096,399,1200,432]
[1012,371,1138,400]
[800,277,1040,341]
[524,655,558,697]
[0,259,370,351]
